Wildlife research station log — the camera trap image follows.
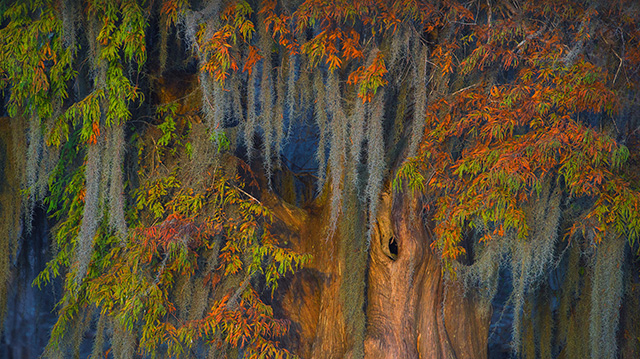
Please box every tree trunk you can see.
[270,190,490,358]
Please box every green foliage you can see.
[37,131,310,358]
[82,151,310,357]
[155,102,194,158]
[211,129,231,153]
[136,173,182,219]
[157,103,180,147]
[0,1,312,357]
[393,159,426,194]
[0,1,74,121]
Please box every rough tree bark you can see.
[267,189,490,358]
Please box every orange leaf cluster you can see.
[400,0,640,265]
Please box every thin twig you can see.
[234,184,262,204]
[451,83,480,97]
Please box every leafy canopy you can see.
[1,0,640,357]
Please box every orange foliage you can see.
[194,0,472,100]
[397,0,640,267]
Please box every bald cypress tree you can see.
[1,1,640,358]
